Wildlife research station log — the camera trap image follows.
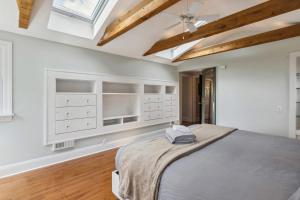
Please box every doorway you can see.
[180,68,216,125]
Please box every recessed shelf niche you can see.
[123,116,138,124]
[103,95,139,118]
[102,81,140,126]
[144,84,162,94]
[166,86,176,94]
[103,81,139,93]
[103,118,122,126]
[56,79,96,93]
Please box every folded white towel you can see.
[165,128,196,144]
[172,125,191,133]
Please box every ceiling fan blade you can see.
[195,14,220,22]
[186,21,198,32]
[187,1,202,15]
[287,22,300,25]
[160,12,181,19]
[165,21,182,30]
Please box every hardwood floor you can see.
[0,149,118,200]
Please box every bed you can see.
[113,126,300,200]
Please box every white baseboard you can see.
[0,129,164,179]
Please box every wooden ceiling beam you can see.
[174,24,300,62]
[144,0,300,56]
[17,0,34,29]
[97,0,181,46]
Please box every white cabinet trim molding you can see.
[0,40,13,121]
[0,129,164,179]
[289,52,300,139]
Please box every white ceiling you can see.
[0,0,299,66]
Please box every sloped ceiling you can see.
[0,0,299,66]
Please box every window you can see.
[0,40,13,121]
[155,20,208,60]
[52,0,108,23]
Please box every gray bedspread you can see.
[115,130,300,200]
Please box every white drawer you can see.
[165,106,176,112]
[144,103,153,112]
[143,112,152,121]
[144,95,152,103]
[55,118,97,134]
[144,103,162,112]
[156,103,163,111]
[172,112,177,117]
[172,105,177,111]
[154,111,163,119]
[56,106,96,120]
[144,111,163,121]
[56,120,72,134]
[165,111,176,118]
[165,112,173,118]
[171,95,177,101]
[155,95,162,103]
[144,95,162,103]
[56,94,96,107]
[171,99,177,105]
[165,101,172,106]
[165,95,172,101]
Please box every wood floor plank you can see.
[0,149,118,200]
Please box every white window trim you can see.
[0,40,13,122]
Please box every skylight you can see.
[156,20,208,61]
[53,0,108,23]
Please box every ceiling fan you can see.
[162,0,219,33]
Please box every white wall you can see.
[0,31,177,166]
[178,37,300,137]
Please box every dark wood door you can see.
[201,68,216,124]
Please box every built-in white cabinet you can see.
[45,70,179,145]
[289,52,300,140]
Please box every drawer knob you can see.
[66,112,70,115]
[66,99,70,103]
[66,125,70,128]
[86,122,90,126]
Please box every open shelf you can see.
[56,79,95,93]
[144,85,162,94]
[102,81,140,126]
[102,93,138,95]
[103,95,139,118]
[103,82,139,93]
[123,116,139,124]
[297,117,300,130]
[103,118,122,126]
[103,114,138,120]
[102,115,139,127]
[166,86,176,94]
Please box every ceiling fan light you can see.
[187,22,197,32]
[194,20,207,28]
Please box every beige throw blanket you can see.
[119,124,236,200]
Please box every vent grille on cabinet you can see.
[52,140,74,151]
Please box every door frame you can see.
[179,72,199,124]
